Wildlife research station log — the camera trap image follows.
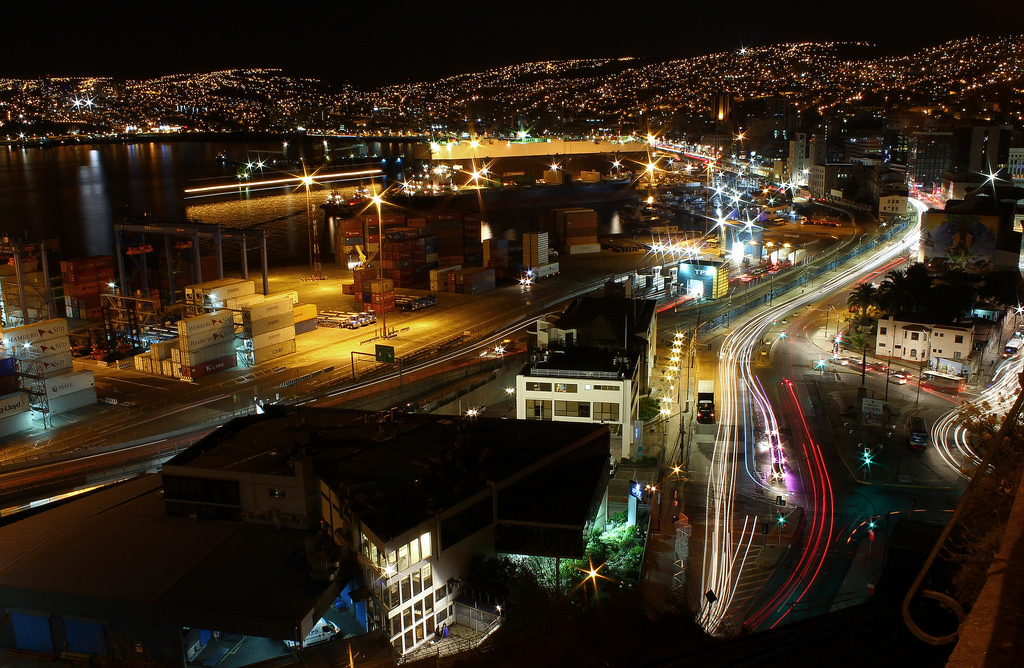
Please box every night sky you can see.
[6,1,1023,87]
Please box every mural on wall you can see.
[920,212,998,272]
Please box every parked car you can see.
[284,619,339,648]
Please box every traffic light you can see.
[862,448,874,465]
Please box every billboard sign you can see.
[861,398,883,427]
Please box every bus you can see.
[919,370,966,394]
[1004,334,1023,357]
[909,416,929,451]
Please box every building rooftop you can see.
[0,476,328,639]
[174,407,610,546]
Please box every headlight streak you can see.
[698,217,920,635]
[931,354,1024,478]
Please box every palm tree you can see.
[905,262,934,310]
[847,283,878,332]
[877,269,913,316]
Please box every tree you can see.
[847,282,878,331]
[877,269,913,316]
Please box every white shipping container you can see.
[252,339,296,365]
[44,370,94,400]
[161,359,173,377]
[177,310,234,338]
[179,340,237,367]
[185,278,243,303]
[15,336,71,360]
[205,280,255,306]
[242,297,293,324]
[38,351,75,377]
[0,261,39,277]
[2,318,69,349]
[46,387,97,415]
[245,314,292,338]
[249,325,295,351]
[568,243,602,255]
[0,410,33,437]
[150,339,178,360]
[180,322,235,352]
[0,392,29,419]
[134,353,152,372]
[225,293,266,310]
[265,289,300,305]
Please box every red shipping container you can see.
[183,354,237,379]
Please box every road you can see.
[683,202,934,635]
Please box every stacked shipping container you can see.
[1,318,95,415]
[62,255,115,320]
[242,297,296,365]
[553,208,601,255]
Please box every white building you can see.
[875,316,974,364]
[517,298,657,461]
[879,193,910,221]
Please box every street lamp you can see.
[505,387,515,413]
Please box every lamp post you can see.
[505,387,515,414]
[371,192,389,338]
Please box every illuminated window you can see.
[420,532,431,558]
[554,401,590,417]
[554,383,577,393]
[526,381,552,392]
[593,402,620,421]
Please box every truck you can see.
[524,262,560,281]
[696,380,715,424]
[1004,333,1023,358]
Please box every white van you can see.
[284,619,339,648]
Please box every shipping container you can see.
[245,313,293,338]
[249,325,296,351]
[0,392,30,419]
[568,243,602,255]
[242,297,293,324]
[0,374,19,396]
[1,318,69,349]
[184,278,242,304]
[0,356,15,376]
[38,351,75,377]
[180,323,235,352]
[15,336,71,359]
[46,387,97,414]
[204,280,255,307]
[179,340,237,367]
[252,339,297,365]
[294,317,317,336]
[292,303,318,323]
[150,339,179,360]
[177,310,234,338]
[44,370,95,400]
[0,410,33,437]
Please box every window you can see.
[955,335,964,344]
[554,383,577,393]
[593,402,620,421]
[420,532,431,559]
[422,563,432,590]
[879,342,886,348]
[401,577,411,601]
[910,349,918,358]
[526,399,552,420]
[398,544,410,571]
[410,539,420,565]
[526,381,552,392]
[954,351,962,359]
[412,568,422,596]
[879,327,887,335]
[911,332,920,341]
[554,401,590,417]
